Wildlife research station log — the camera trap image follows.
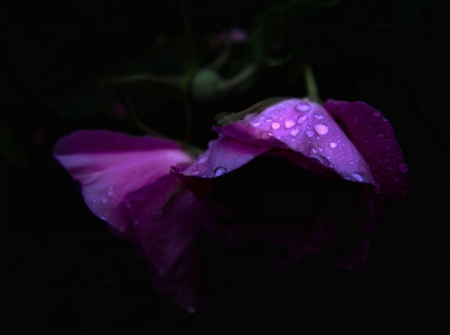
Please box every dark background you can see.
[5,0,448,331]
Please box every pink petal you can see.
[323,100,408,199]
[124,174,209,313]
[53,130,193,234]
[215,98,377,186]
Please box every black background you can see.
[6,0,448,331]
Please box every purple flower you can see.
[53,98,408,313]
[53,130,209,313]
[175,97,408,270]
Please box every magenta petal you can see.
[53,130,193,234]
[323,100,408,199]
[124,174,209,313]
[216,98,376,186]
[180,135,270,178]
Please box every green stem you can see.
[304,63,321,102]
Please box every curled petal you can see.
[323,100,408,199]
[53,130,192,234]
[125,174,209,313]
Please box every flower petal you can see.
[215,98,377,186]
[323,100,408,199]
[124,174,209,313]
[179,134,270,179]
[53,130,193,234]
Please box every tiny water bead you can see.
[284,120,296,128]
[297,115,308,124]
[190,170,201,176]
[398,162,408,173]
[294,102,311,112]
[290,128,299,137]
[313,112,324,120]
[314,123,329,135]
[214,166,227,176]
[305,129,314,138]
[271,122,281,130]
[351,172,364,182]
[330,142,337,148]
[252,122,260,127]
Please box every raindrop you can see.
[252,122,260,127]
[266,119,272,122]
[190,170,201,176]
[305,129,314,138]
[107,190,113,196]
[309,155,330,166]
[373,111,381,117]
[351,172,364,182]
[311,148,317,154]
[101,198,107,204]
[214,166,227,176]
[313,112,324,120]
[295,102,311,112]
[398,162,408,173]
[198,155,207,163]
[330,142,337,148]
[290,128,299,137]
[284,120,296,128]
[318,146,323,152]
[297,115,308,124]
[314,123,329,135]
[271,122,280,130]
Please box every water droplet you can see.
[314,123,329,135]
[373,111,381,117]
[313,112,324,120]
[252,122,260,127]
[351,172,364,182]
[190,170,201,176]
[107,190,113,196]
[271,122,280,130]
[290,128,299,137]
[318,146,323,152]
[309,155,330,166]
[284,120,296,128]
[297,115,308,124]
[330,142,337,148]
[398,162,408,173]
[377,133,385,137]
[99,216,106,221]
[311,148,317,154]
[305,129,314,138]
[214,166,227,176]
[294,102,311,112]
[101,198,107,204]
[349,161,355,165]
[198,155,207,163]
[266,119,272,122]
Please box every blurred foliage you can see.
[5,0,448,168]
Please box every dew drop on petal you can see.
[190,170,201,176]
[373,111,381,117]
[290,128,299,137]
[314,123,329,135]
[305,129,314,138]
[297,115,308,124]
[311,148,317,154]
[330,142,337,148]
[351,172,364,182]
[309,155,330,167]
[285,120,296,128]
[252,122,260,127]
[295,102,311,112]
[313,112,324,120]
[271,122,280,130]
[101,198,107,204]
[398,162,408,173]
[107,190,113,196]
[214,166,227,176]
[318,146,323,152]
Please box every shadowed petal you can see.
[124,174,209,313]
[323,100,408,199]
